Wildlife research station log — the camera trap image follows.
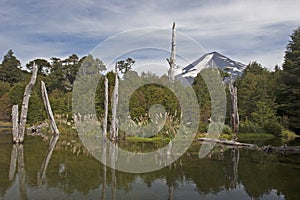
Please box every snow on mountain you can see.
[178,51,247,82]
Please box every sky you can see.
[1,0,300,71]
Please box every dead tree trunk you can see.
[167,22,176,82]
[41,81,60,135]
[110,66,119,141]
[12,105,19,143]
[229,81,239,138]
[103,76,108,139]
[18,64,38,143]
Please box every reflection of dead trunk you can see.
[17,144,28,200]
[9,144,28,199]
[41,81,60,135]
[101,141,107,200]
[18,64,38,143]
[168,184,174,200]
[111,143,117,200]
[167,164,175,200]
[230,147,240,189]
[103,77,108,139]
[9,145,18,181]
[38,136,59,186]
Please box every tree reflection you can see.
[8,145,17,181]
[101,141,107,200]
[230,147,240,189]
[110,142,117,200]
[1,138,299,199]
[9,144,28,200]
[38,135,59,186]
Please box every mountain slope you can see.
[179,51,246,81]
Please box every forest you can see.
[0,27,299,141]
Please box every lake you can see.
[0,129,300,200]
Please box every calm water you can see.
[0,130,300,200]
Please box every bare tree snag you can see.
[103,76,108,139]
[12,105,19,143]
[110,66,119,141]
[229,81,239,137]
[167,22,176,82]
[18,63,38,143]
[41,81,60,135]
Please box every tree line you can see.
[0,27,299,136]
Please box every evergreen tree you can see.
[236,62,281,134]
[0,49,23,83]
[63,54,80,88]
[116,58,135,73]
[46,54,82,91]
[0,93,12,121]
[73,55,106,116]
[192,71,211,132]
[27,91,47,124]
[236,62,267,121]
[0,81,10,97]
[278,27,300,133]
[26,58,51,75]
[47,57,65,91]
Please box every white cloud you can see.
[0,0,299,70]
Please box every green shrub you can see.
[239,120,263,134]
[281,129,296,140]
[220,133,232,140]
[239,120,282,136]
[198,121,208,133]
[263,121,282,136]
[222,125,232,135]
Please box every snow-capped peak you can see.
[179,51,246,80]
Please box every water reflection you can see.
[0,133,299,199]
[9,144,28,200]
[37,135,59,186]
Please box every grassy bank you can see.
[0,121,12,127]
[125,136,170,143]
[195,132,275,141]
[237,133,275,141]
